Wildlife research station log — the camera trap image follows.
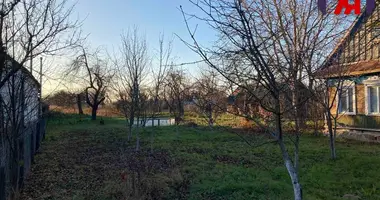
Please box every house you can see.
[316,4,380,130]
[0,53,44,199]
[227,82,313,122]
[0,55,41,125]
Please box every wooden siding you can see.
[329,83,366,114]
[336,115,380,129]
[329,83,380,128]
[323,4,380,128]
[357,84,366,114]
[333,5,380,65]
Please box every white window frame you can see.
[337,82,356,115]
[364,76,380,116]
[365,86,380,116]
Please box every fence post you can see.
[152,118,154,127]
[158,119,160,127]
[18,74,26,193]
[31,126,34,163]
[0,166,5,200]
[36,122,40,151]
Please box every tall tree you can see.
[68,47,113,120]
[180,0,351,199]
[113,28,149,151]
[76,93,84,115]
[45,90,76,108]
[150,33,172,117]
[163,68,188,126]
[145,34,173,153]
[192,69,227,127]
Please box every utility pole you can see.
[29,42,33,76]
[38,57,44,141]
[39,57,42,91]
[39,57,42,116]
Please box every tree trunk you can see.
[150,128,154,154]
[208,117,213,127]
[128,112,135,141]
[135,132,140,151]
[325,110,336,159]
[128,124,133,142]
[278,140,302,200]
[179,102,184,120]
[135,117,140,151]
[77,94,84,115]
[91,105,98,120]
[285,155,302,200]
[275,108,302,200]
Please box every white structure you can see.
[0,57,40,126]
[0,55,42,199]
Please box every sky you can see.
[74,0,214,72]
[43,0,217,95]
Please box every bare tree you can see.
[192,69,227,127]
[76,92,84,115]
[67,47,113,120]
[0,0,82,88]
[113,28,149,151]
[150,34,173,117]
[163,68,188,126]
[314,67,352,160]
[143,34,173,153]
[179,0,351,199]
[45,90,76,108]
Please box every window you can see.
[367,86,380,115]
[372,27,380,42]
[339,86,356,114]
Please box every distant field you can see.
[48,105,175,119]
[20,113,380,199]
[48,105,123,117]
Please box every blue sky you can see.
[74,0,215,75]
[43,0,217,95]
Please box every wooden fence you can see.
[0,117,46,200]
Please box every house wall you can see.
[323,4,380,129]
[328,76,380,128]
[336,115,380,129]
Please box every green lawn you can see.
[20,113,380,199]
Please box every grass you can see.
[20,113,380,199]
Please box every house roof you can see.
[317,5,378,78]
[321,14,366,68]
[4,54,41,87]
[315,60,380,78]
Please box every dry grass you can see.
[19,121,187,200]
[48,105,123,117]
